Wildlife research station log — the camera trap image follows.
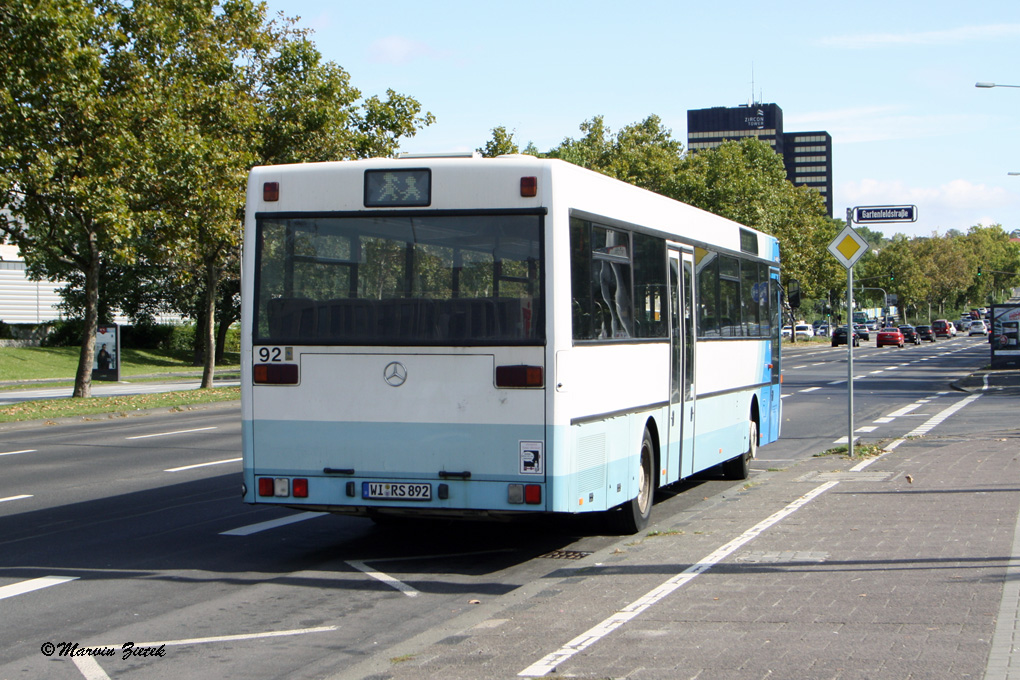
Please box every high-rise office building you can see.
[687,103,833,216]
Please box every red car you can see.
[876,327,905,348]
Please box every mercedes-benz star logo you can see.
[383,361,407,387]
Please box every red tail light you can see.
[525,484,542,504]
[520,176,537,197]
[257,477,275,497]
[496,365,543,388]
[263,182,279,201]
[253,363,299,385]
[292,478,308,498]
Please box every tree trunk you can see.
[200,258,219,389]
[73,234,101,398]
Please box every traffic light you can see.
[977,266,982,276]
[889,272,895,282]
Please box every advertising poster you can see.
[92,324,121,381]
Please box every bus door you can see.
[769,267,782,440]
[667,249,696,481]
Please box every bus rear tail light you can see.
[520,176,537,197]
[496,365,543,388]
[253,363,299,385]
[258,477,307,498]
[508,483,542,505]
[263,182,279,201]
[525,484,542,504]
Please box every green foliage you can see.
[547,115,684,197]
[0,0,433,395]
[477,126,520,157]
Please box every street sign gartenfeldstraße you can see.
[853,205,917,223]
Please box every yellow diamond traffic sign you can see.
[827,225,869,269]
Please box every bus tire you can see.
[610,428,655,534]
[723,418,756,480]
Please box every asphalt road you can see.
[0,332,1006,679]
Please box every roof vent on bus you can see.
[397,151,481,159]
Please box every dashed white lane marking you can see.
[887,404,922,417]
[347,560,421,597]
[852,393,983,471]
[799,387,821,393]
[518,481,839,677]
[0,494,33,503]
[72,656,112,680]
[126,427,217,440]
[220,511,326,536]
[0,449,35,457]
[165,457,241,472]
[0,575,78,601]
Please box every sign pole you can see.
[845,208,855,456]
[829,204,918,457]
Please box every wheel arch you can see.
[644,415,662,490]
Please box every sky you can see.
[262,0,1020,240]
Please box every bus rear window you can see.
[253,213,544,345]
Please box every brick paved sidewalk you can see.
[335,431,1020,680]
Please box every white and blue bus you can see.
[241,154,781,532]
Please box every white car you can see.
[968,320,988,336]
[794,324,814,339]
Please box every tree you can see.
[0,0,149,396]
[547,115,684,196]
[674,138,835,299]
[477,126,519,157]
[1,0,435,394]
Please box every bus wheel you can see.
[723,418,756,480]
[610,429,655,534]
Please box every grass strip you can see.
[0,387,240,423]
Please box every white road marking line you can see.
[0,494,33,503]
[97,625,339,649]
[72,656,112,680]
[519,482,839,677]
[347,560,421,597]
[220,511,325,536]
[0,575,78,601]
[855,426,878,433]
[799,387,821,393]
[887,404,921,417]
[165,457,241,472]
[852,393,983,471]
[873,417,894,424]
[72,625,341,677]
[126,427,217,440]
[0,449,35,457]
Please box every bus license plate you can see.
[362,482,432,501]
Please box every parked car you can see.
[794,323,814,339]
[782,326,792,338]
[876,327,905,348]
[969,320,988,336]
[915,325,936,342]
[816,323,829,337]
[853,324,870,341]
[932,319,953,338]
[899,325,921,345]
